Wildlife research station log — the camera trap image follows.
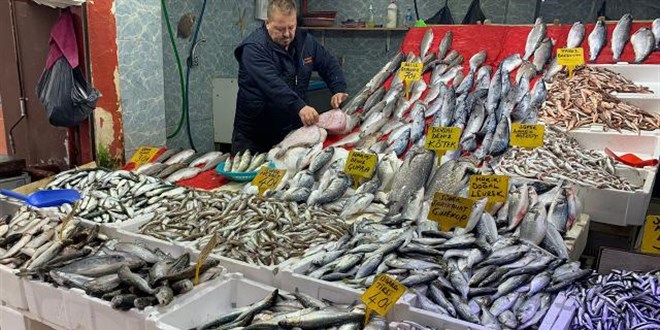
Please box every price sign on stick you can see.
[252,168,286,196]
[468,175,509,206]
[194,233,218,285]
[425,126,462,162]
[398,62,423,98]
[510,123,545,148]
[641,215,660,255]
[129,146,161,167]
[344,151,378,189]
[557,47,585,78]
[361,274,406,324]
[427,192,475,232]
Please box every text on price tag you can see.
[425,126,462,151]
[361,274,406,318]
[557,47,584,78]
[252,167,286,196]
[398,62,423,82]
[641,215,660,255]
[468,175,509,204]
[344,151,378,179]
[194,233,218,285]
[129,146,162,167]
[510,123,544,148]
[427,192,475,232]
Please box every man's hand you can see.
[331,93,349,109]
[299,106,319,126]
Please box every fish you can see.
[339,193,375,218]
[515,61,536,83]
[523,17,546,60]
[654,18,660,49]
[588,18,607,62]
[566,21,585,48]
[317,109,348,135]
[408,103,426,143]
[443,50,459,64]
[501,53,523,73]
[330,132,361,148]
[469,51,487,72]
[631,27,655,63]
[189,151,223,168]
[475,65,492,90]
[438,31,453,59]
[532,38,553,72]
[452,71,465,88]
[456,71,475,95]
[164,167,201,183]
[276,126,327,159]
[246,153,267,171]
[362,87,386,114]
[611,13,632,62]
[388,148,434,214]
[164,149,195,165]
[343,87,369,114]
[308,172,350,206]
[420,28,434,58]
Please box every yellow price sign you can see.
[468,175,509,205]
[129,146,162,167]
[252,167,286,196]
[425,126,462,151]
[398,62,423,98]
[344,151,378,179]
[510,123,545,148]
[427,192,475,232]
[194,233,218,286]
[640,215,660,255]
[361,274,406,323]
[557,47,585,78]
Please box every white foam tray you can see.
[0,305,28,330]
[0,265,28,311]
[566,127,660,159]
[22,222,226,330]
[590,64,660,94]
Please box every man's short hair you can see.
[267,0,297,19]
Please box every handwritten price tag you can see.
[194,233,218,285]
[641,215,660,255]
[510,123,544,148]
[361,274,406,324]
[425,126,462,151]
[398,62,423,98]
[252,167,286,196]
[557,47,585,78]
[468,175,509,205]
[344,151,378,179]
[129,146,161,167]
[427,192,475,232]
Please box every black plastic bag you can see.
[426,0,454,25]
[462,0,486,24]
[36,57,100,127]
[596,0,612,20]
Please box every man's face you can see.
[266,10,297,48]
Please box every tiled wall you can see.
[157,0,660,151]
[115,0,167,158]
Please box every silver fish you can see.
[567,21,585,48]
[611,13,632,62]
[631,27,655,63]
[532,38,553,72]
[469,50,487,72]
[523,17,546,60]
[420,28,434,58]
[588,18,607,62]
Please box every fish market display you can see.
[541,66,659,132]
[497,126,636,191]
[565,269,660,329]
[136,191,348,265]
[136,150,229,181]
[193,289,386,330]
[1,216,222,311]
[221,149,268,173]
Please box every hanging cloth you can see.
[36,9,100,127]
[426,0,454,25]
[461,0,487,24]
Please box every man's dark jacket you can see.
[232,25,346,153]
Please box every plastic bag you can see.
[462,0,486,24]
[426,0,454,25]
[36,57,100,127]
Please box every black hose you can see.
[414,0,420,20]
[184,0,208,151]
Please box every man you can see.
[232,0,348,154]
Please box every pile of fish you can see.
[1,214,222,311]
[136,190,349,266]
[295,208,590,329]
[540,67,659,132]
[43,168,190,224]
[564,269,660,329]
[193,289,387,330]
[496,126,638,191]
[135,149,229,183]
[221,149,268,173]
[570,66,652,94]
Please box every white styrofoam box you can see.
[590,64,660,94]
[275,259,365,305]
[0,305,28,330]
[0,265,28,311]
[187,247,278,287]
[567,129,660,161]
[576,166,656,226]
[147,274,276,330]
[613,93,660,115]
[538,293,579,330]
[23,280,72,329]
[566,214,590,261]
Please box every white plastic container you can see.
[590,64,660,94]
[23,280,73,329]
[0,265,28,311]
[0,305,28,330]
[147,275,280,330]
